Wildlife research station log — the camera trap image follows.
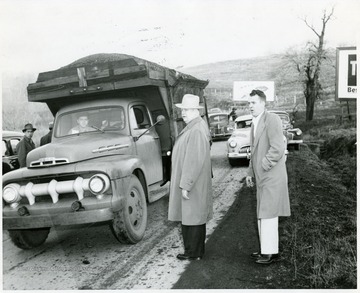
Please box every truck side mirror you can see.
[156,115,166,125]
[133,115,167,141]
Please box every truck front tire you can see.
[8,228,50,249]
[110,175,147,244]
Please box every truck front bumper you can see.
[3,207,114,229]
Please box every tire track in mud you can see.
[81,151,247,289]
[3,141,248,290]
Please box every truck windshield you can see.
[55,106,126,137]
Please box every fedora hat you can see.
[175,94,204,109]
[22,123,37,133]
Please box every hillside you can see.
[2,72,54,144]
[181,50,337,107]
[2,50,337,141]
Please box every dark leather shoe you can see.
[250,252,261,259]
[255,254,279,264]
[176,254,202,261]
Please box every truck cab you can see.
[2,53,209,249]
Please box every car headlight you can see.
[88,174,110,195]
[296,129,302,136]
[3,183,21,203]
[229,141,237,148]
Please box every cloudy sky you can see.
[0,0,359,73]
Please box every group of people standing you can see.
[168,90,290,265]
[14,89,290,266]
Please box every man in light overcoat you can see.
[168,94,213,261]
[246,89,290,265]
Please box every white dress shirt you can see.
[252,111,264,136]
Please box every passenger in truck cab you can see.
[68,113,93,134]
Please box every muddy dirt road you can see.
[2,140,248,290]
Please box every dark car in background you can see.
[209,112,234,140]
[269,110,303,150]
[2,131,23,174]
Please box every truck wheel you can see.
[8,228,50,249]
[110,175,147,244]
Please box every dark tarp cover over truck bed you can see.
[27,53,209,116]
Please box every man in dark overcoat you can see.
[16,123,36,168]
[40,121,53,146]
[168,94,213,261]
[246,89,290,265]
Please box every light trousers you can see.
[257,217,279,254]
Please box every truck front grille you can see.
[30,157,69,167]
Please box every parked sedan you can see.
[209,112,234,140]
[269,110,303,150]
[227,115,252,166]
[227,114,288,166]
[2,131,23,174]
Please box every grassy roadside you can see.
[281,145,356,288]
[174,107,356,289]
[174,144,356,289]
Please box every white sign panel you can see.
[233,81,275,102]
[336,47,357,100]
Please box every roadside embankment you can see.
[174,142,356,289]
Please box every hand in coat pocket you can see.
[261,157,273,171]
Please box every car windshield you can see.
[209,108,222,113]
[209,114,228,123]
[277,113,290,123]
[55,106,126,137]
[236,119,252,129]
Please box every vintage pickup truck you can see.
[2,53,209,249]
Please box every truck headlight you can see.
[229,141,237,148]
[3,183,21,203]
[296,129,302,136]
[88,174,110,195]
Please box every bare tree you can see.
[288,8,335,121]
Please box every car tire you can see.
[228,158,238,167]
[8,228,50,249]
[110,175,147,244]
[287,144,295,151]
[2,163,11,175]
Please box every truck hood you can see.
[27,133,133,168]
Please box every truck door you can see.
[129,104,163,185]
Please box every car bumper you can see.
[288,139,303,144]
[212,133,232,138]
[228,153,249,159]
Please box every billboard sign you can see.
[336,47,357,100]
[233,81,275,102]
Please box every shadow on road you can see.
[173,180,291,289]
